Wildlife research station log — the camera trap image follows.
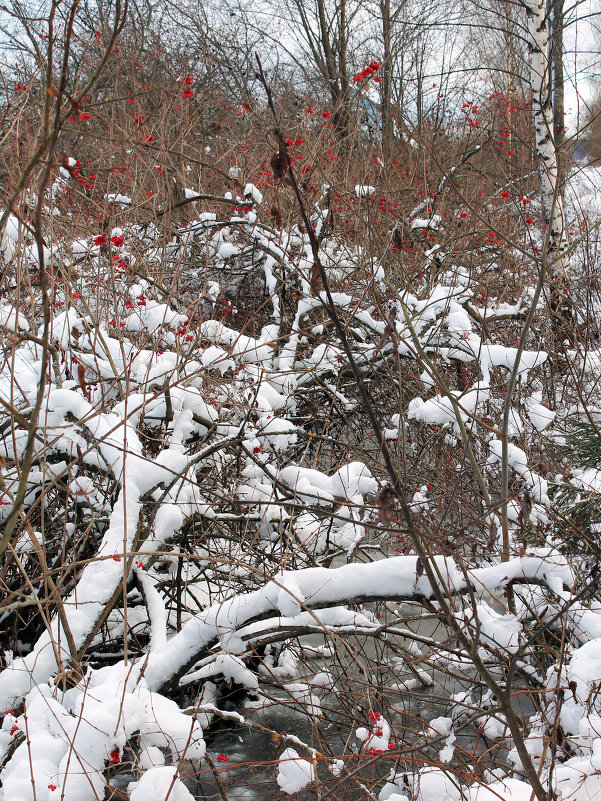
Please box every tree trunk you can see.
[526,0,575,343]
[316,0,351,142]
[380,0,393,156]
[551,0,565,180]
[526,0,566,263]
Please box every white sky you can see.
[564,0,601,132]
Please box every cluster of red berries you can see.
[181,76,194,99]
[353,61,381,82]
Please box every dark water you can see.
[187,609,492,800]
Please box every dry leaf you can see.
[375,484,396,525]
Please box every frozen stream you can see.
[188,605,494,801]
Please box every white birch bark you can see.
[526,0,568,274]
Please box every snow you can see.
[525,393,555,431]
[488,441,550,506]
[276,748,315,794]
[460,604,522,653]
[277,573,305,617]
[0,213,22,257]
[105,193,132,206]
[469,779,534,801]
[218,242,240,259]
[478,344,547,383]
[200,344,235,374]
[408,386,489,433]
[426,717,455,763]
[1,665,204,801]
[138,571,168,650]
[180,654,259,689]
[410,215,442,231]
[129,767,195,801]
[125,298,188,333]
[413,768,462,801]
[200,320,275,363]
[136,548,573,693]
[275,461,377,505]
[0,299,29,332]
[479,300,523,319]
[329,758,345,777]
[244,183,263,204]
[356,714,393,753]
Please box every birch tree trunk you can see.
[526,0,575,344]
[526,0,566,260]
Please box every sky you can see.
[564,0,601,133]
